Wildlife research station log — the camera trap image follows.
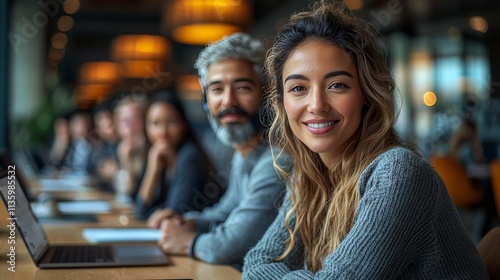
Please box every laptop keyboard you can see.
[51,246,114,263]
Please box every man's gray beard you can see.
[207,113,256,146]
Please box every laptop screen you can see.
[0,149,36,201]
[0,171,49,263]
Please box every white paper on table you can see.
[57,200,112,214]
[38,178,91,192]
[82,228,162,243]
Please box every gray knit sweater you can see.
[243,147,488,279]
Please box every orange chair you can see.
[477,226,500,279]
[490,159,500,215]
[429,156,483,208]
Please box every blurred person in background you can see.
[449,118,498,235]
[88,97,120,190]
[448,117,485,170]
[113,93,148,201]
[134,89,221,220]
[48,112,71,170]
[48,109,94,176]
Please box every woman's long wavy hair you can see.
[265,0,401,272]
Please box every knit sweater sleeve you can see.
[243,148,441,279]
[243,197,310,279]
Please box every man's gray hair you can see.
[194,33,265,87]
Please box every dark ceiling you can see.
[36,0,500,85]
[56,0,297,84]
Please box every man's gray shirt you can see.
[184,142,287,268]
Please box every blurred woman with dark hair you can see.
[135,89,219,220]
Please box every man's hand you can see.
[158,219,197,255]
[147,208,183,229]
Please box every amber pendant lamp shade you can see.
[164,0,252,45]
[111,34,171,79]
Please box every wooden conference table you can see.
[0,181,241,280]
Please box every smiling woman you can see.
[282,40,365,166]
[242,0,489,278]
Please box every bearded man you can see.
[147,33,288,270]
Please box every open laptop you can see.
[0,170,170,268]
[0,149,100,222]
